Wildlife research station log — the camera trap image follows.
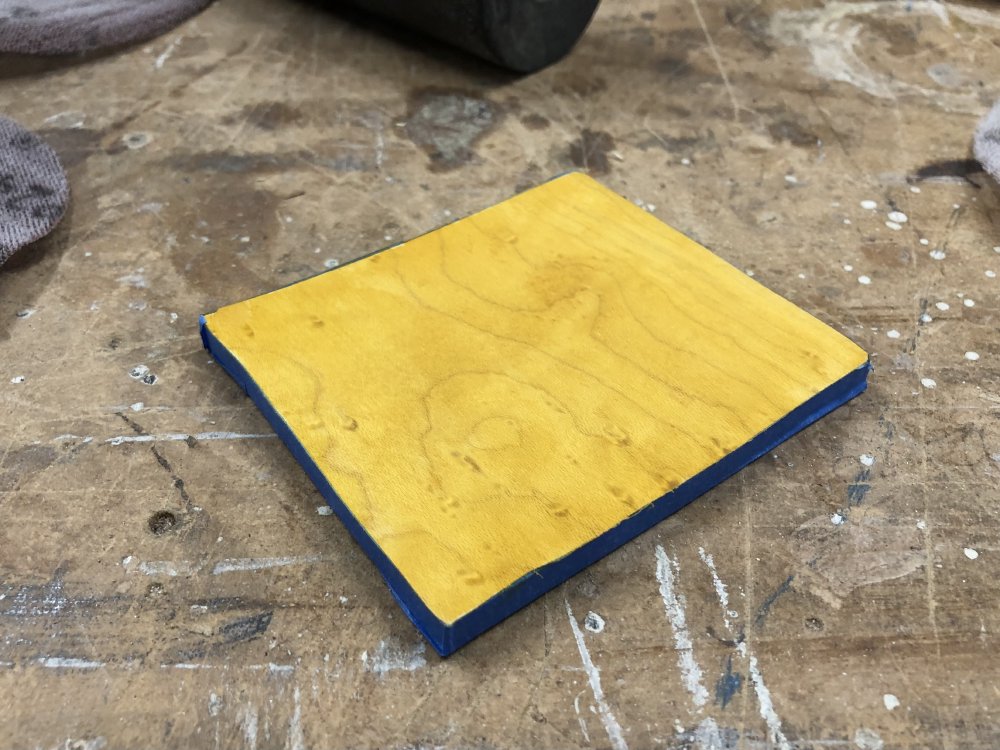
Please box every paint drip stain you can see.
[714,654,743,708]
[404,89,500,171]
[584,611,606,633]
[520,113,550,131]
[361,638,426,677]
[566,600,628,750]
[847,464,871,506]
[655,546,709,707]
[128,364,158,385]
[569,129,616,175]
[854,728,884,750]
[122,132,152,150]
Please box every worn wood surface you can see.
[1,0,998,748]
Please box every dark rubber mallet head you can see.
[341,0,601,73]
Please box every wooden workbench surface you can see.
[1,1,998,747]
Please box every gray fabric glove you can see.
[974,100,1000,184]
[0,115,69,265]
[0,0,213,55]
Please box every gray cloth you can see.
[974,99,1000,184]
[0,0,213,55]
[0,115,69,265]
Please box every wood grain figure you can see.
[201,172,870,654]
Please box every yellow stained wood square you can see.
[202,173,868,649]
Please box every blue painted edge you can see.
[201,315,869,656]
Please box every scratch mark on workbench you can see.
[114,412,194,513]
[655,545,709,708]
[566,599,628,750]
[219,612,273,643]
[363,112,387,172]
[791,515,924,605]
[137,560,201,576]
[38,656,105,670]
[208,691,223,717]
[692,717,727,749]
[5,568,68,616]
[737,642,791,750]
[54,434,93,444]
[688,0,740,120]
[698,548,791,749]
[162,662,294,676]
[697,550,749,712]
[132,556,322,576]
[920,509,941,657]
[154,37,182,70]
[854,727,885,750]
[753,575,794,628]
[253,663,295,676]
[573,691,591,744]
[361,638,426,678]
[698,547,737,631]
[211,556,322,575]
[700,548,792,750]
[288,686,305,750]
[242,706,259,750]
[105,431,276,446]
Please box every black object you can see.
[342,0,600,73]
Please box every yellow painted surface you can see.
[204,172,868,625]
